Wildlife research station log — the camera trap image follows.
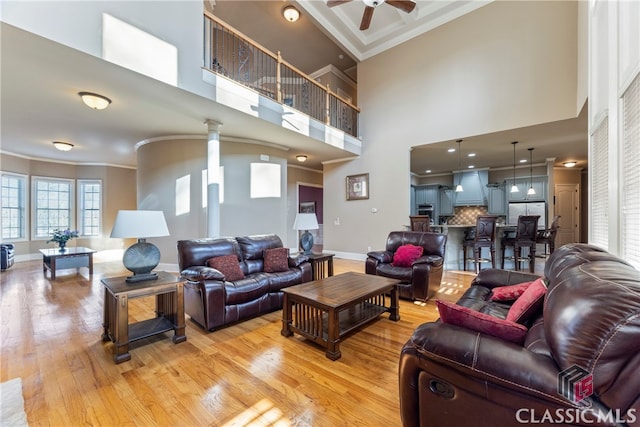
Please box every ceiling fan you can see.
[327,0,416,31]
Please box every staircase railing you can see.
[203,11,359,138]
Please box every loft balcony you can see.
[203,12,360,141]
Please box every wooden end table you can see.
[303,252,335,280]
[101,271,186,364]
[281,272,399,360]
[40,247,96,280]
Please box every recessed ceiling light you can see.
[563,161,577,167]
[425,169,432,173]
[520,159,527,163]
[467,153,476,157]
[53,141,74,151]
[78,92,111,110]
[467,165,475,169]
[448,148,456,153]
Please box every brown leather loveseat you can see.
[399,243,640,426]
[365,231,447,302]
[178,234,312,331]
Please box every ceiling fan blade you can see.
[327,0,353,7]
[360,6,374,30]
[386,0,416,13]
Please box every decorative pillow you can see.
[506,278,547,324]
[180,266,225,282]
[392,244,424,267]
[436,299,528,345]
[490,280,536,301]
[263,247,290,273]
[207,255,245,282]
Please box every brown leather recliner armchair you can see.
[399,243,640,427]
[365,231,447,302]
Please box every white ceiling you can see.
[0,1,588,174]
[296,0,492,61]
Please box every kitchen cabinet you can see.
[487,184,507,215]
[414,185,438,205]
[506,177,547,202]
[453,170,488,206]
[438,187,454,216]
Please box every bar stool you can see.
[409,215,431,232]
[536,215,561,257]
[501,215,540,273]
[463,215,498,273]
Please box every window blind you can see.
[622,73,640,269]
[591,117,609,249]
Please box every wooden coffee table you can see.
[281,271,399,360]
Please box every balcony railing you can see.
[203,11,359,138]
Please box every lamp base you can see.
[122,240,161,283]
[125,272,159,283]
[300,230,314,255]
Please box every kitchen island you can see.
[431,224,516,271]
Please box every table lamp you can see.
[293,213,319,255]
[110,210,170,283]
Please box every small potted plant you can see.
[48,228,79,252]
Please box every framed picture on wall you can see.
[299,201,316,213]
[346,173,369,201]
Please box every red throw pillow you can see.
[490,280,536,301]
[263,247,289,273]
[392,244,424,267]
[207,255,245,282]
[436,299,528,345]
[506,278,547,324]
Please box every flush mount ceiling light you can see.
[527,148,536,196]
[282,6,300,22]
[296,154,307,162]
[78,92,111,110]
[563,161,577,168]
[455,139,464,192]
[510,141,520,193]
[53,141,74,151]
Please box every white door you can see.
[555,184,580,247]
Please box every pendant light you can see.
[527,148,536,195]
[510,141,519,193]
[455,139,464,192]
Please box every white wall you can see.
[323,1,584,258]
[136,137,291,263]
[1,1,206,93]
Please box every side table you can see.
[39,247,96,279]
[101,271,186,364]
[303,252,335,280]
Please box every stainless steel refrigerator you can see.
[507,202,546,228]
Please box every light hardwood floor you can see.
[0,256,477,426]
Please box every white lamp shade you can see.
[293,213,319,231]
[110,210,169,238]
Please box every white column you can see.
[206,119,222,238]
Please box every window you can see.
[1,173,27,240]
[590,117,608,249]
[33,177,74,239]
[621,73,640,269]
[78,180,102,236]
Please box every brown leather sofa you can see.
[177,234,312,331]
[365,231,447,302]
[399,243,640,426]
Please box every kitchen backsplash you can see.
[446,206,495,225]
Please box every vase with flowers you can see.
[47,228,79,252]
